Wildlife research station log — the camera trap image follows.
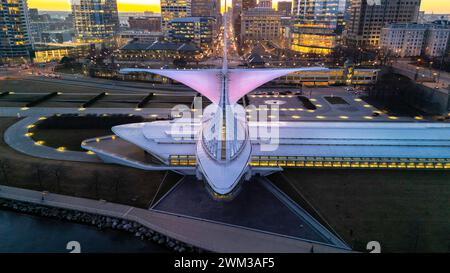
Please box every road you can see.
[22,74,197,95]
[392,60,450,86]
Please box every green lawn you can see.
[270,169,450,253]
[0,118,181,208]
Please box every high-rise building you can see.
[346,0,421,47]
[380,23,427,58]
[290,0,339,55]
[232,0,243,44]
[0,0,33,62]
[29,10,73,44]
[425,21,450,58]
[71,0,119,43]
[232,0,243,22]
[28,8,39,21]
[242,0,257,11]
[128,16,162,32]
[277,1,292,16]
[258,0,272,8]
[241,7,281,43]
[168,17,215,48]
[191,0,221,18]
[380,21,450,59]
[29,10,50,44]
[161,0,192,31]
[336,0,349,40]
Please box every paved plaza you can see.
[152,176,348,248]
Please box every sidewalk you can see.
[0,185,352,253]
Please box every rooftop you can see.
[169,17,215,23]
[120,41,200,52]
[385,22,450,30]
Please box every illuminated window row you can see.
[169,155,197,166]
[249,156,450,169]
[168,154,450,169]
[252,156,450,163]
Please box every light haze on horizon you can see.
[27,0,450,14]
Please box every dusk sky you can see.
[27,0,450,14]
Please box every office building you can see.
[241,7,281,43]
[346,0,421,47]
[291,0,339,55]
[161,0,192,31]
[380,23,427,57]
[258,0,272,8]
[277,1,292,16]
[424,21,450,58]
[128,16,161,32]
[191,0,221,18]
[71,0,119,43]
[168,17,215,48]
[242,0,257,10]
[28,8,39,21]
[380,21,450,58]
[0,0,33,62]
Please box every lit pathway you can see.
[24,75,196,95]
[4,116,101,163]
[3,117,194,170]
[0,107,173,118]
[0,185,352,253]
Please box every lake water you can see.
[0,209,168,253]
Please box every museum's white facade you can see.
[82,13,450,198]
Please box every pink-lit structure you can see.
[117,12,329,196]
[120,68,326,105]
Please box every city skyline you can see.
[27,0,450,13]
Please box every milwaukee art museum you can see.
[82,14,450,199]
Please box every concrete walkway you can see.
[0,184,352,253]
[4,116,101,163]
[3,117,194,171]
[26,75,196,95]
[0,106,173,118]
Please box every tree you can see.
[92,170,101,198]
[112,172,122,202]
[52,165,64,193]
[60,56,75,65]
[0,159,11,185]
[32,163,45,190]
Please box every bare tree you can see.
[0,159,11,185]
[32,163,45,190]
[92,170,101,198]
[112,171,122,202]
[52,165,64,193]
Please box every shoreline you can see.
[0,197,201,253]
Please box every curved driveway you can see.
[4,116,101,163]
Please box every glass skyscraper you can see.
[291,0,340,55]
[71,0,119,43]
[0,0,33,62]
[168,17,215,49]
[161,0,192,31]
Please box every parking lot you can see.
[247,86,417,122]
